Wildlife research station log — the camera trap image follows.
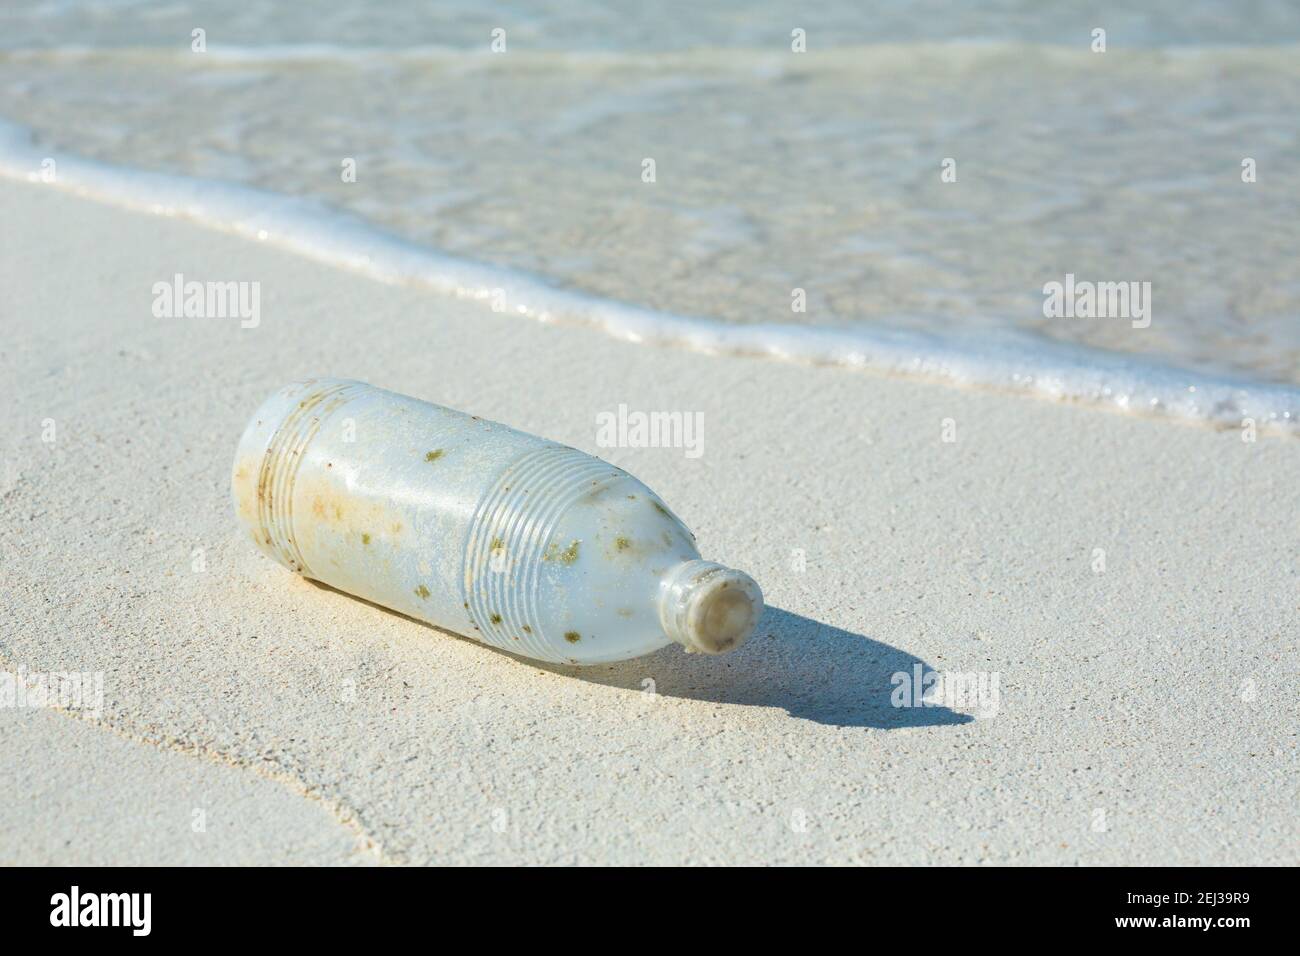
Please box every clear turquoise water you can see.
[2,1,1298,421]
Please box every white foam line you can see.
[1,116,1296,435]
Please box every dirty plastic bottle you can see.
[231,379,763,665]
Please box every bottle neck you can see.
[658,560,764,655]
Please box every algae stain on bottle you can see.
[232,379,762,665]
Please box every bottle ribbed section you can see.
[464,444,623,661]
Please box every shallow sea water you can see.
[2,1,1297,423]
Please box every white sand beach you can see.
[2,179,1296,864]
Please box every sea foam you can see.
[2,116,1296,435]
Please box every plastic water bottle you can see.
[231,379,763,665]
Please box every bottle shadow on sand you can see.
[307,581,972,729]
[554,606,974,730]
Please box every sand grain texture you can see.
[1,181,1296,864]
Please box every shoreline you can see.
[2,115,1297,436]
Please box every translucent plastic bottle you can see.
[231,379,763,665]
